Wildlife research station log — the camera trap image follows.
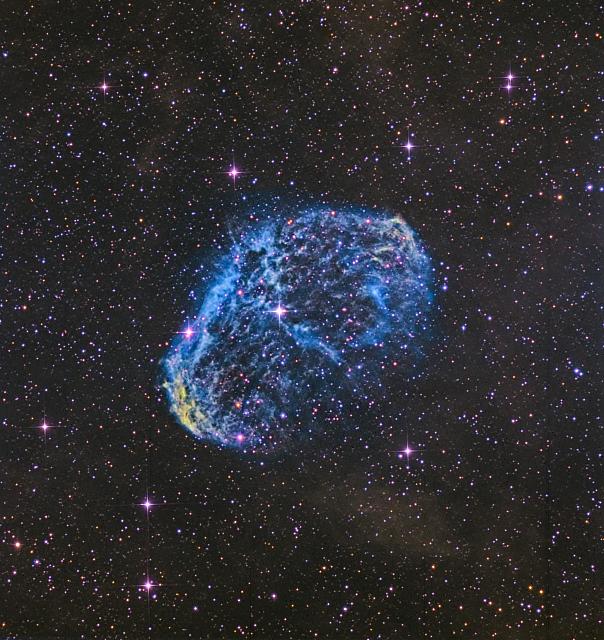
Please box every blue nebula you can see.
[162,204,433,452]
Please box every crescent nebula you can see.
[162,204,433,452]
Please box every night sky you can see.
[1,2,601,639]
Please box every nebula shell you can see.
[162,205,433,452]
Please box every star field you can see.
[0,2,601,639]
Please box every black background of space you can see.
[0,2,601,638]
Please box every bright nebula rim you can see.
[162,204,434,452]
